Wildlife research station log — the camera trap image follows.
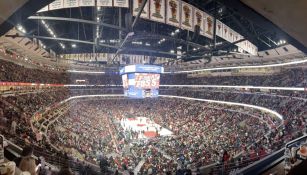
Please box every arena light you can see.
[16,24,26,34]
[60,43,65,49]
[40,19,63,49]
[164,58,307,73]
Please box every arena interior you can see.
[0,0,307,175]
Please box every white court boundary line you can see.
[58,94,283,120]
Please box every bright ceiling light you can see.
[72,44,77,48]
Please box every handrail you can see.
[285,134,307,148]
[236,134,307,175]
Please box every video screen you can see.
[135,73,160,89]
[121,73,160,98]
[122,74,128,89]
[120,65,163,98]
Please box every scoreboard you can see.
[120,65,163,98]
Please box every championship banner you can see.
[235,34,243,47]
[194,8,204,35]
[38,40,43,49]
[37,6,49,13]
[228,29,234,43]
[243,40,248,52]
[97,0,113,7]
[222,24,229,41]
[204,12,214,39]
[150,0,166,23]
[233,31,239,42]
[133,0,150,19]
[49,0,64,10]
[181,1,193,31]
[79,0,95,7]
[246,41,251,54]
[216,19,223,37]
[166,0,180,27]
[114,0,129,8]
[33,38,38,46]
[64,0,79,8]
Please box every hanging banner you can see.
[222,24,229,41]
[235,34,243,47]
[233,31,239,42]
[49,0,64,10]
[133,0,150,19]
[181,1,193,31]
[228,29,234,43]
[194,8,204,35]
[37,6,49,13]
[97,0,113,7]
[150,0,166,23]
[79,0,95,7]
[204,12,213,39]
[64,0,79,8]
[216,19,223,37]
[166,0,180,27]
[114,0,129,8]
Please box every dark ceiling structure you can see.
[1,0,306,63]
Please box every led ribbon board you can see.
[120,65,164,98]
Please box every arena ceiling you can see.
[0,0,306,64]
[240,0,307,53]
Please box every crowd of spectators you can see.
[0,59,121,85]
[43,98,283,174]
[1,57,306,87]
[0,58,307,174]
[160,68,307,87]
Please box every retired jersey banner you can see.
[150,0,166,23]
[63,0,79,8]
[49,0,64,10]
[216,19,223,37]
[194,8,204,35]
[181,1,193,31]
[166,0,180,27]
[133,0,150,19]
[97,0,113,7]
[114,0,129,7]
[79,0,95,7]
[204,12,213,39]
